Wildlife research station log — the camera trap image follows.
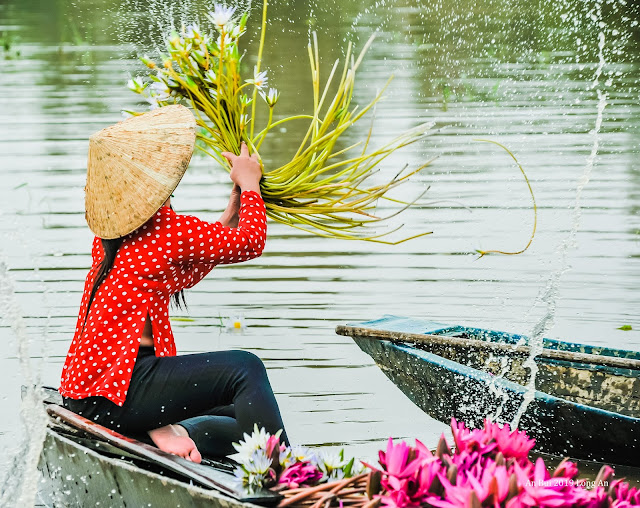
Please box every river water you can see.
[0,0,639,497]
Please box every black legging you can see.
[63,346,289,457]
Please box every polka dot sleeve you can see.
[168,190,267,265]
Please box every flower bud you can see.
[140,55,156,69]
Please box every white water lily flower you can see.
[290,445,318,465]
[208,4,236,29]
[126,76,146,93]
[144,87,167,107]
[229,424,271,463]
[234,465,246,480]
[204,69,218,84]
[247,472,268,489]
[144,94,166,110]
[150,81,170,95]
[184,23,200,39]
[319,450,347,478]
[279,447,294,469]
[253,68,268,89]
[321,451,346,469]
[327,468,346,481]
[245,449,273,475]
[145,82,171,109]
[246,67,268,90]
[144,95,159,109]
[229,24,246,39]
[234,466,267,489]
[259,87,279,107]
[224,314,245,330]
[351,460,367,476]
[239,114,249,130]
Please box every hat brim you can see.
[85,105,196,239]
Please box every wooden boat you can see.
[336,315,640,467]
[35,387,281,508]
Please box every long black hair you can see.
[79,204,187,337]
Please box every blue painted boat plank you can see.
[349,315,640,360]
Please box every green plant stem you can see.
[255,107,273,150]
[473,139,537,257]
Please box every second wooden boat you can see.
[336,315,640,467]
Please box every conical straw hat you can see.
[85,104,196,239]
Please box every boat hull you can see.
[38,428,253,508]
[353,334,640,466]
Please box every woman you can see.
[59,105,288,463]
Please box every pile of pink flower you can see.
[366,418,639,508]
[229,421,639,507]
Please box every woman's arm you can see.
[219,184,241,228]
[168,142,265,265]
[168,191,266,265]
[218,142,262,227]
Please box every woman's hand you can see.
[221,141,262,195]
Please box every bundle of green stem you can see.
[128,1,434,244]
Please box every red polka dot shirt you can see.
[59,190,266,406]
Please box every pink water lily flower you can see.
[451,419,498,457]
[428,460,513,508]
[414,457,442,498]
[379,484,418,508]
[427,474,491,508]
[473,459,513,503]
[265,434,283,457]
[278,461,323,488]
[451,448,482,473]
[608,479,640,506]
[553,458,579,480]
[514,458,584,507]
[450,418,535,463]
[414,439,435,461]
[377,438,423,481]
[584,486,611,508]
[367,438,445,507]
[482,419,535,461]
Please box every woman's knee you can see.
[227,350,267,378]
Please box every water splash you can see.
[0,256,49,506]
[511,5,609,428]
[113,0,253,51]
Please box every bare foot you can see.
[148,424,202,463]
